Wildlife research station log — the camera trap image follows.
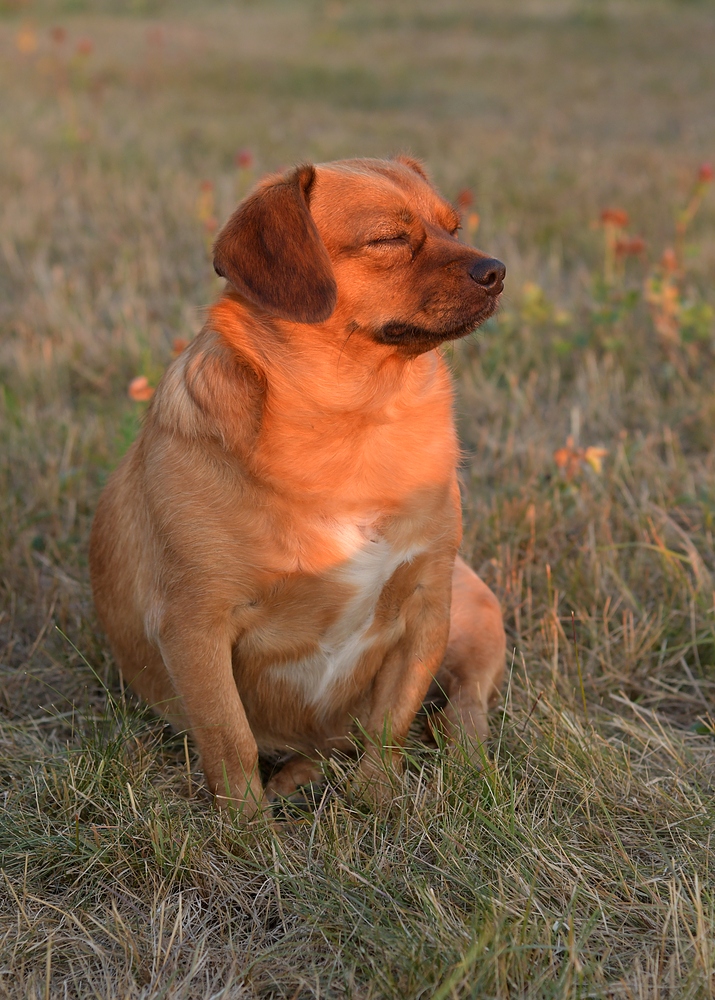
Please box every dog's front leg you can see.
[355,573,453,805]
[159,626,266,817]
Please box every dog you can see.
[89,156,506,817]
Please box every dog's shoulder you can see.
[149,327,265,454]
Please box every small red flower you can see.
[456,188,473,210]
[615,236,646,257]
[698,162,714,184]
[661,248,678,273]
[600,208,629,228]
[199,179,214,192]
[235,148,254,169]
[75,37,93,56]
[50,26,67,44]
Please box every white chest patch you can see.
[275,520,424,707]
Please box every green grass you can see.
[1,1,714,996]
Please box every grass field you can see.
[1,1,715,997]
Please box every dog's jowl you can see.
[89,157,507,816]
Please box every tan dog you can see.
[89,157,506,816]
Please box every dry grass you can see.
[1,1,714,997]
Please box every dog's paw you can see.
[264,757,325,802]
[214,782,273,825]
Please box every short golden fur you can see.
[89,157,506,816]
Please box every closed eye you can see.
[367,233,410,246]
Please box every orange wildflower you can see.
[554,436,607,481]
[15,25,38,55]
[583,446,608,475]
[466,212,480,235]
[128,376,154,402]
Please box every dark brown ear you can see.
[213,164,337,323]
[393,154,430,181]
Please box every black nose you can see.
[469,256,506,296]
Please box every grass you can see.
[1,0,714,996]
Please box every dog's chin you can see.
[373,300,499,354]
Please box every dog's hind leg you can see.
[109,632,190,733]
[429,556,505,754]
[264,755,325,802]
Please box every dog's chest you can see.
[270,518,424,705]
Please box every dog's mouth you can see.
[373,298,499,352]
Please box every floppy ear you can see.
[213,164,337,323]
[393,154,430,182]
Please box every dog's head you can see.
[213,157,505,355]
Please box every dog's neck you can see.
[210,294,444,419]
[193,294,458,509]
